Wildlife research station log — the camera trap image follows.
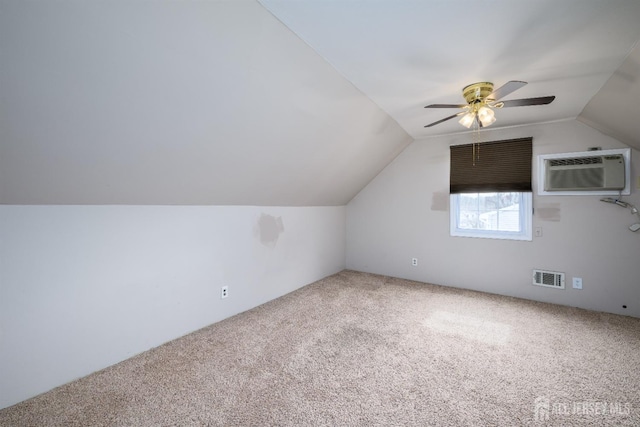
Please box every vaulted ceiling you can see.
[0,0,411,205]
[261,0,640,144]
[1,1,639,205]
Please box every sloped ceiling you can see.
[0,1,411,205]
[578,42,640,151]
[261,0,640,140]
[3,1,640,206]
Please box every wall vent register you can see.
[533,269,565,289]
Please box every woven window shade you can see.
[450,137,532,193]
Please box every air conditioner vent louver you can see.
[544,154,625,191]
[548,157,602,167]
[533,269,565,289]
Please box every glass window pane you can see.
[450,192,531,240]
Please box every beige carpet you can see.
[1,270,639,426]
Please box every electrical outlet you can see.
[221,286,229,299]
[572,278,583,290]
[411,258,418,267]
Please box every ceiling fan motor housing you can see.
[462,82,494,104]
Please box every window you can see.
[450,192,532,240]
[449,137,533,241]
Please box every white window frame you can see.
[450,192,532,241]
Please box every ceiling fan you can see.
[424,81,555,129]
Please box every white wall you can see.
[347,120,640,317]
[0,205,345,409]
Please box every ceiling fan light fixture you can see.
[477,106,496,127]
[423,81,555,129]
[459,112,475,128]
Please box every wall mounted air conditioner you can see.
[545,154,624,191]
[538,148,631,196]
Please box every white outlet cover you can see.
[572,278,583,289]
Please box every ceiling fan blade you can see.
[424,103,467,108]
[424,112,465,128]
[499,96,556,107]
[487,80,527,101]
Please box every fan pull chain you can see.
[472,118,480,166]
